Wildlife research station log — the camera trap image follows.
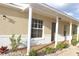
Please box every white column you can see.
[27,6,32,55]
[77,25,79,41]
[55,16,59,48]
[69,22,72,45]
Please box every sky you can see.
[47,3,79,20]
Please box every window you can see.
[31,18,43,38]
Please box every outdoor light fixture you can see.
[2,15,15,24]
[3,15,6,18]
[3,15,7,20]
[59,17,61,20]
[58,17,62,21]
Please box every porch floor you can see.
[31,42,55,52]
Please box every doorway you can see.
[51,23,56,42]
[64,25,67,40]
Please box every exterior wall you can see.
[0,5,78,48]
[57,21,65,41]
[0,35,28,49]
[0,5,55,48]
[31,13,55,45]
[0,5,28,48]
[57,21,70,41]
[31,13,71,45]
[0,5,28,35]
[65,24,70,40]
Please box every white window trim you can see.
[32,24,44,39]
[31,19,44,39]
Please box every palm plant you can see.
[10,34,22,51]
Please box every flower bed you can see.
[0,46,9,54]
[56,41,69,50]
[43,47,57,54]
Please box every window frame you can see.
[31,18,44,39]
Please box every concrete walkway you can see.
[45,46,79,56]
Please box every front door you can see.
[51,23,56,42]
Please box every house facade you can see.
[0,3,78,55]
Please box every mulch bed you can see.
[0,48,27,56]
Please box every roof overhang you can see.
[0,3,79,24]
[29,3,79,24]
[41,4,79,23]
[0,3,30,11]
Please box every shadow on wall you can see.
[3,15,16,24]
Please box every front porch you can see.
[26,4,79,55]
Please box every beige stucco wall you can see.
[0,4,78,47]
[0,5,69,40]
[58,21,65,41]
[58,21,64,36]
[0,5,28,35]
[32,13,67,42]
[32,13,56,36]
[32,13,54,44]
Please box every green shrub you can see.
[43,47,56,54]
[29,49,38,56]
[56,42,69,50]
[63,43,69,49]
[71,39,79,46]
[10,34,22,51]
